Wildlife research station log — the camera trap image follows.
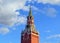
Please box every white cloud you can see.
[27,0,60,4]
[0,0,27,26]
[0,0,57,27]
[27,0,37,2]
[47,34,60,39]
[0,0,2,3]
[0,0,29,35]
[32,6,44,13]
[15,16,27,25]
[27,0,37,4]
[38,0,60,4]
[32,6,39,10]
[45,30,51,33]
[45,8,57,17]
[0,27,9,35]
[31,6,57,18]
[22,6,29,11]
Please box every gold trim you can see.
[31,32,39,36]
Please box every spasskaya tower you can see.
[21,7,39,43]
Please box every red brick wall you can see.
[31,33,39,43]
[21,33,31,43]
[21,32,39,43]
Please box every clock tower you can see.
[21,7,39,43]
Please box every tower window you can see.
[26,25,30,28]
[30,16,32,19]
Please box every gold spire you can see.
[29,6,32,16]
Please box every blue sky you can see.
[0,0,60,43]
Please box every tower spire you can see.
[27,6,34,25]
[21,6,39,43]
[26,6,38,33]
[29,6,32,16]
